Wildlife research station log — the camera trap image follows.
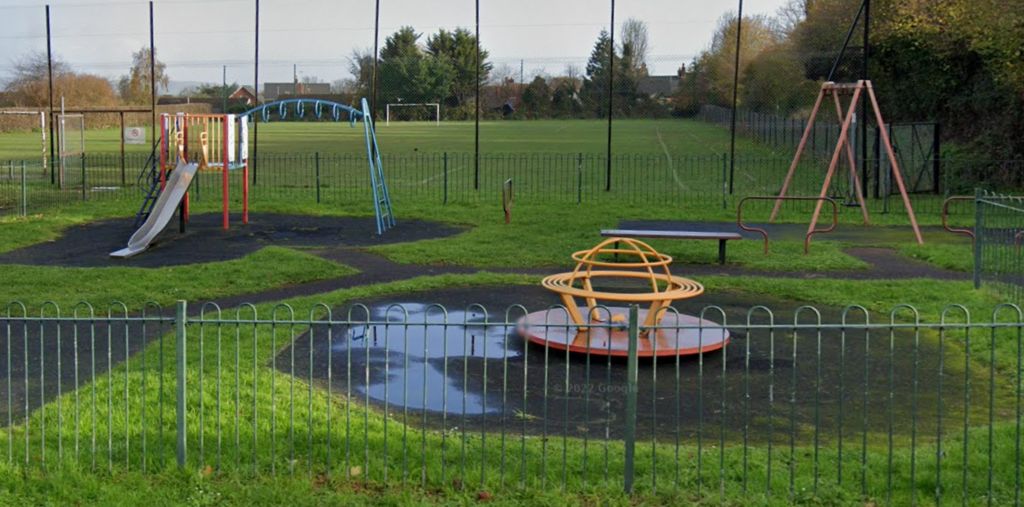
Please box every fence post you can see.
[443,152,448,205]
[623,304,639,494]
[21,161,27,217]
[315,152,321,204]
[973,188,983,289]
[932,123,942,195]
[81,154,87,201]
[577,153,583,204]
[721,153,727,209]
[175,300,188,468]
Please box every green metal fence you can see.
[2,153,1023,219]
[2,300,1022,503]
[975,190,1024,303]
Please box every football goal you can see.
[58,113,85,188]
[385,103,440,125]
[0,110,47,175]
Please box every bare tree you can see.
[775,0,808,36]
[563,63,582,89]
[347,47,375,98]
[620,18,649,77]
[117,47,169,104]
[4,51,70,93]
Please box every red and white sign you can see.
[124,127,146,145]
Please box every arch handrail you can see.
[239,98,364,124]
[941,195,976,245]
[737,196,839,255]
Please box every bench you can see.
[600,229,743,265]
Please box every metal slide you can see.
[110,160,199,258]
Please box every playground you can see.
[0,91,1018,504]
[0,1,1022,505]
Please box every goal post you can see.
[0,110,47,175]
[58,113,85,189]
[385,103,440,125]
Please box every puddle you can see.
[279,285,997,443]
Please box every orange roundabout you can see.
[518,238,729,357]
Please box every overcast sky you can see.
[0,0,789,91]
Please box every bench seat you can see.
[600,229,742,264]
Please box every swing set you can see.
[770,80,924,244]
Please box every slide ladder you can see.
[132,137,163,228]
[361,98,395,235]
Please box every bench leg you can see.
[718,239,726,265]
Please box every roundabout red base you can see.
[517,306,730,358]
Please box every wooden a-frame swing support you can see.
[770,80,924,244]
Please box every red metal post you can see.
[770,82,828,221]
[159,114,167,189]
[222,116,229,230]
[242,119,249,223]
[865,81,924,244]
[807,85,863,238]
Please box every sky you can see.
[0,0,790,93]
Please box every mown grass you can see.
[0,273,1020,506]
[0,246,354,308]
[0,142,1010,505]
[0,119,781,159]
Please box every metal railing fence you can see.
[2,152,1022,219]
[1,300,1022,503]
[975,190,1024,303]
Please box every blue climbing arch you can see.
[240,98,364,125]
[241,98,394,235]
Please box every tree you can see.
[117,47,169,104]
[520,76,551,118]
[582,29,615,117]
[3,51,118,109]
[378,27,453,108]
[381,26,420,60]
[183,82,239,99]
[3,52,70,106]
[619,18,649,79]
[426,28,491,109]
[346,48,375,98]
[686,13,781,107]
[790,0,862,80]
[741,46,816,115]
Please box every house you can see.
[229,86,257,106]
[263,82,331,101]
[637,75,680,97]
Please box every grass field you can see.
[0,115,1016,505]
[0,119,784,159]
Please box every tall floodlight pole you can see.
[861,0,870,195]
[46,5,55,184]
[728,0,743,194]
[253,0,260,184]
[372,0,380,122]
[473,0,480,190]
[605,0,614,192]
[149,2,156,145]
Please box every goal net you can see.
[58,113,85,187]
[385,103,440,125]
